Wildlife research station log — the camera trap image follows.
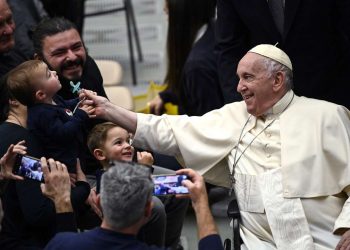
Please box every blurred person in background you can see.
[149,0,224,116]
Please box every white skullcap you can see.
[249,44,293,71]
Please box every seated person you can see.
[0,142,77,232]
[0,143,89,249]
[87,122,189,249]
[6,59,94,172]
[0,74,90,249]
[45,162,224,250]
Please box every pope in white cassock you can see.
[83,44,350,250]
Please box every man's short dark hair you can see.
[32,17,78,57]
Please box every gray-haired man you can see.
[80,44,350,249]
[45,161,224,250]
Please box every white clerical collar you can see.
[194,24,208,44]
[264,90,294,116]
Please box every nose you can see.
[237,79,245,93]
[124,142,131,149]
[65,49,78,61]
[2,22,14,36]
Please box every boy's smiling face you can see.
[102,126,135,163]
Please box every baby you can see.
[6,60,93,172]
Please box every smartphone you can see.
[13,154,44,182]
[152,174,189,196]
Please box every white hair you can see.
[261,57,294,90]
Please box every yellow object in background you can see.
[133,81,178,115]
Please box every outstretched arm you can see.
[82,89,137,133]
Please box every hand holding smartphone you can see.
[152,174,189,196]
[13,154,44,182]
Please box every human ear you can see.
[93,148,107,161]
[272,71,285,92]
[35,90,46,101]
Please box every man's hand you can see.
[148,94,164,115]
[80,89,110,119]
[336,229,350,250]
[176,168,218,240]
[40,158,73,213]
[0,140,26,180]
[86,187,103,219]
[137,151,154,166]
[81,89,138,133]
[175,168,209,209]
[69,159,87,187]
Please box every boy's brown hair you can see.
[6,60,44,106]
[87,122,119,154]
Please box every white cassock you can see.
[133,90,350,250]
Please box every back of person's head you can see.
[6,60,44,106]
[32,17,78,57]
[100,161,154,230]
[165,0,217,96]
[87,122,119,154]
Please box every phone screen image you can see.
[152,175,189,196]
[16,155,44,182]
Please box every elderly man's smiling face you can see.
[236,53,283,116]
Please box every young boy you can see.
[87,122,189,249]
[87,122,154,169]
[87,122,167,246]
[6,60,93,172]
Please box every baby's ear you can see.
[35,90,46,102]
[93,148,106,161]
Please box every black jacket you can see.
[216,0,350,108]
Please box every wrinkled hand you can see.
[175,168,208,208]
[80,89,110,119]
[336,229,350,250]
[137,151,154,166]
[78,89,96,99]
[148,94,164,115]
[69,159,87,187]
[86,187,103,219]
[40,158,73,213]
[0,140,26,180]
